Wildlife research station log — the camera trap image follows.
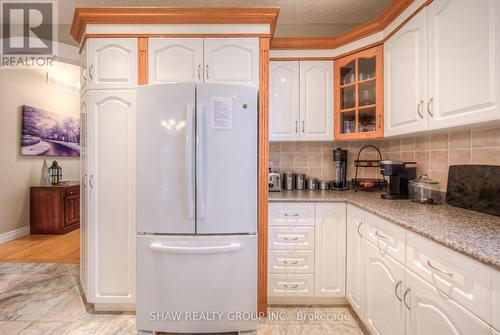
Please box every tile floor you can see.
[0,263,365,335]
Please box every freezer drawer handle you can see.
[149,243,241,254]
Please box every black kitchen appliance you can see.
[332,148,348,191]
[380,160,417,199]
[446,165,500,216]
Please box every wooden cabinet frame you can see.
[334,45,384,140]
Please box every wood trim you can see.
[270,57,335,61]
[71,7,280,44]
[258,37,270,316]
[138,37,148,85]
[270,0,415,50]
[334,45,384,140]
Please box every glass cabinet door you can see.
[335,45,383,138]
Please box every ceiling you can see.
[58,0,392,46]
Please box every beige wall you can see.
[269,127,500,192]
[0,67,80,236]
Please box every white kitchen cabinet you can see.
[407,231,491,323]
[364,240,405,335]
[493,271,500,331]
[426,0,500,129]
[269,60,333,142]
[269,61,300,141]
[405,269,490,335]
[79,95,89,298]
[204,38,259,87]
[384,0,500,136]
[268,274,315,297]
[364,211,406,265]
[86,38,137,89]
[148,38,203,84]
[80,44,88,93]
[268,250,315,274]
[384,9,428,137]
[346,205,365,318]
[87,90,136,306]
[299,61,333,141]
[314,203,346,297]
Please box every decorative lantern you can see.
[48,160,62,185]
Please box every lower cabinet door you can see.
[346,205,365,318]
[364,241,405,335]
[405,269,490,335]
[314,203,346,297]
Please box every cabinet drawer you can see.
[407,232,491,323]
[364,211,406,264]
[269,250,314,274]
[269,203,314,226]
[268,274,314,297]
[269,226,315,250]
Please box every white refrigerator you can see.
[136,83,258,334]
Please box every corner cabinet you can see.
[269,61,333,142]
[148,37,259,87]
[334,45,384,140]
[385,0,500,137]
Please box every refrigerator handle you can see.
[186,104,195,219]
[197,104,207,219]
[149,243,241,254]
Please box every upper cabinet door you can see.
[300,61,334,141]
[203,38,259,87]
[269,61,300,141]
[87,38,137,89]
[384,9,428,137]
[427,0,500,129]
[148,38,203,84]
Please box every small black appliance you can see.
[332,148,349,191]
[380,160,417,199]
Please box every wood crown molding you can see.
[71,7,280,44]
[270,0,415,50]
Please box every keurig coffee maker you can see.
[332,148,348,191]
[380,160,417,199]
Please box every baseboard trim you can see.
[0,226,30,244]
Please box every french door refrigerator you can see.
[136,83,258,334]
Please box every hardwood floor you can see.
[0,229,79,264]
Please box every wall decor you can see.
[21,105,80,157]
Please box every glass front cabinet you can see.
[334,45,383,139]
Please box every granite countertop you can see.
[269,190,500,271]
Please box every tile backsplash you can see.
[269,126,500,191]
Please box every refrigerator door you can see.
[136,83,196,234]
[136,234,257,333]
[196,84,258,234]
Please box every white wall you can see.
[0,64,80,236]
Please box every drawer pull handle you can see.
[403,288,411,310]
[283,237,299,241]
[427,260,453,276]
[357,221,363,238]
[283,260,299,265]
[284,213,299,217]
[283,284,299,289]
[375,231,388,239]
[394,280,402,302]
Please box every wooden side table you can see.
[30,182,80,234]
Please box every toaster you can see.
[268,171,281,192]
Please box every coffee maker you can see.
[380,160,417,199]
[332,148,349,191]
